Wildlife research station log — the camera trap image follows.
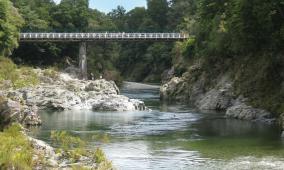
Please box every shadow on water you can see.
[28,81,284,170]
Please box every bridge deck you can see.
[20,33,188,42]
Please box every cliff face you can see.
[160,54,283,126]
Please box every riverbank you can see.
[0,67,147,127]
[160,64,282,133]
[0,66,147,169]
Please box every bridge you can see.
[19,33,188,79]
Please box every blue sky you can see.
[53,0,147,13]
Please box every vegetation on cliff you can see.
[170,0,284,115]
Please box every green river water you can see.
[29,82,284,170]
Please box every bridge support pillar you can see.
[79,42,88,80]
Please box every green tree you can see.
[147,0,169,30]
[52,0,89,31]
[108,6,126,31]
[0,0,23,56]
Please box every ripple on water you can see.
[102,141,218,170]
[109,111,201,137]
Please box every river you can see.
[29,82,284,170]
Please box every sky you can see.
[53,0,147,13]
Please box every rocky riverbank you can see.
[29,135,101,169]
[0,68,147,127]
[160,65,276,124]
[0,67,147,169]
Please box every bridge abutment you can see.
[79,42,88,80]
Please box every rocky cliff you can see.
[160,64,276,124]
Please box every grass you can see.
[42,67,59,80]
[0,57,39,89]
[50,131,113,170]
[0,124,34,170]
[0,125,113,170]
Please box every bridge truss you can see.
[20,32,188,42]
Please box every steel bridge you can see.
[19,32,188,79]
[19,32,188,42]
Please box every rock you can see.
[63,66,81,79]
[92,95,146,111]
[0,97,42,127]
[196,86,233,111]
[226,103,273,122]
[28,136,59,169]
[0,80,12,89]
[160,77,188,101]
[0,99,22,125]
[85,79,119,94]
[161,67,175,84]
[3,69,146,112]
[22,105,42,125]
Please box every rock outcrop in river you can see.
[160,65,275,124]
[0,68,146,127]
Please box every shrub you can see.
[0,57,18,83]
[0,57,39,89]
[14,66,39,89]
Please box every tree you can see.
[108,6,126,31]
[52,0,89,31]
[126,7,147,32]
[147,0,169,30]
[0,0,23,56]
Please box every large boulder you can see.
[0,99,21,125]
[196,84,233,110]
[0,97,41,127]
[226,103,273,122]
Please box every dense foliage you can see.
[0,0,23,56]
[173,0,284,114]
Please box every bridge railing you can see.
[20,33,189,41]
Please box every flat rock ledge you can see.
[0,68,147,126]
